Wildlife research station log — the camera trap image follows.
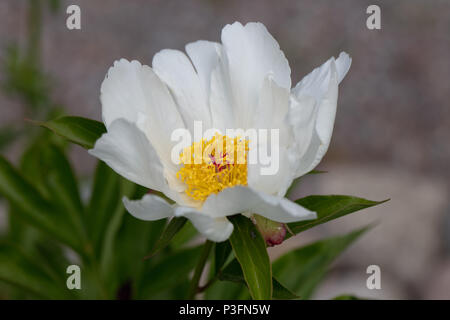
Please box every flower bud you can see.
[251,214,287,247]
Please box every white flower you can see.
[89,22,351,242]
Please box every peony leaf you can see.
[33,116,106,149]
[92,162,157,291]
[228,215,272,300]
[87,161,124,256]
[0,241,75,299]
[110,214,167,297]
[204,280,249,300]
[219,259,298,300]
[143,217,188,259]
[138,246,202,299]
[214,240,232,275]
[0,156,82,251]
[38,144,88,248]
[288,195,388,236]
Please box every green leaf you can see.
[143,217,188,259]
[218,259,244,283]
[272,279,300,300]
[214,241,232,275]
[97,174,149,287]
[169,220,198,250]
[288,195,387,236]
[34,116,106,149]
[219,259,298,300]
[39,145,87,243]
[229,215,272,300]
[42,144,83,212]
[273,226,371,299]
[86,161,123,255]
[0,241,73,299]
[85,166,166,298]
[18,141,83,221]
[0,156,81,251]
[308,170,327,175]
[110,215,167,298]
[138,246,202,299]
[204,280,249,300]
[4,138,76,298]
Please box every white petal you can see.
[174,207,234,242]
[293,52,351,102]
[293,132,324,177]
[209,53,235,133]
[123,194,174,221]
[152,49,212,133]
[201,186,317,223]
[244,76,293,196]
[247,143,293,197]
[254,75,290,132]
[287,94,317,161]
[221,22,291,129]
[135,113,181,175]
[185,40,221,101]
[315,62,339,147]
[101,59,144,128]
[101,60,178,126]
[335,52,352,83]
[100,59,185,170]
[294,62,338,176]
[186,40,236,133]
[291,53,351,177]
[88,119,165,191]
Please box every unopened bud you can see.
[251,214,286,247]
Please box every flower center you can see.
[176,133,249,202]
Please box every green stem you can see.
[187,240,213,299]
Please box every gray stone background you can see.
[1,0,449,299]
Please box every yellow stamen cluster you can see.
[177,133,249,202]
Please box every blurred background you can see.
[0,0,449,299]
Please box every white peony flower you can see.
[89,22,351,242]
